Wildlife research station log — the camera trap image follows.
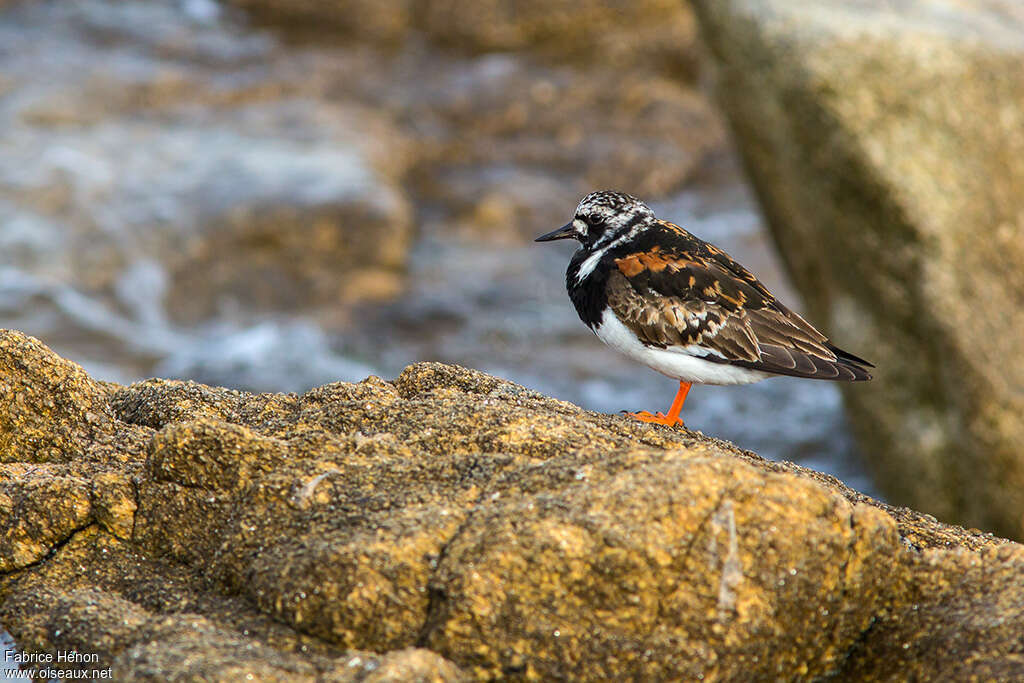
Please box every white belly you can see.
[593,309,770,386]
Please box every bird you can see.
[535,190,873,427]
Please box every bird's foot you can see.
[623,410,684,428]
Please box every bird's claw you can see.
[623,410,684,428]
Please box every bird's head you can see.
[535,190,655,251]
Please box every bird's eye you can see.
[589,214,605,226]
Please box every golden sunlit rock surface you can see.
[1,330,1022,679]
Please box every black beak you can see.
[534,223,575,243]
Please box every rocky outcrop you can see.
[692,0,1024,538]
[2,330,1023,679]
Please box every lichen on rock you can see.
[1,330,1023,679]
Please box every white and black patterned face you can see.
[570,191,655,250]
[535,191,657,284]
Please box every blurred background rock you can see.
[4,0,1021,536]
[694,0,1024,540]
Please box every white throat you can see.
[574,229,640,284]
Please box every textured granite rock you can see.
[692,0,1024,538]
[0,332,116,464]
[1,330,1022,679]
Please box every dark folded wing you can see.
[608,245,873,381]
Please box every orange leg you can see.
[627,381,691,427]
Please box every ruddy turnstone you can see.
[536,190,873,427]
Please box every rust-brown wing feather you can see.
[608,240,872,381]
